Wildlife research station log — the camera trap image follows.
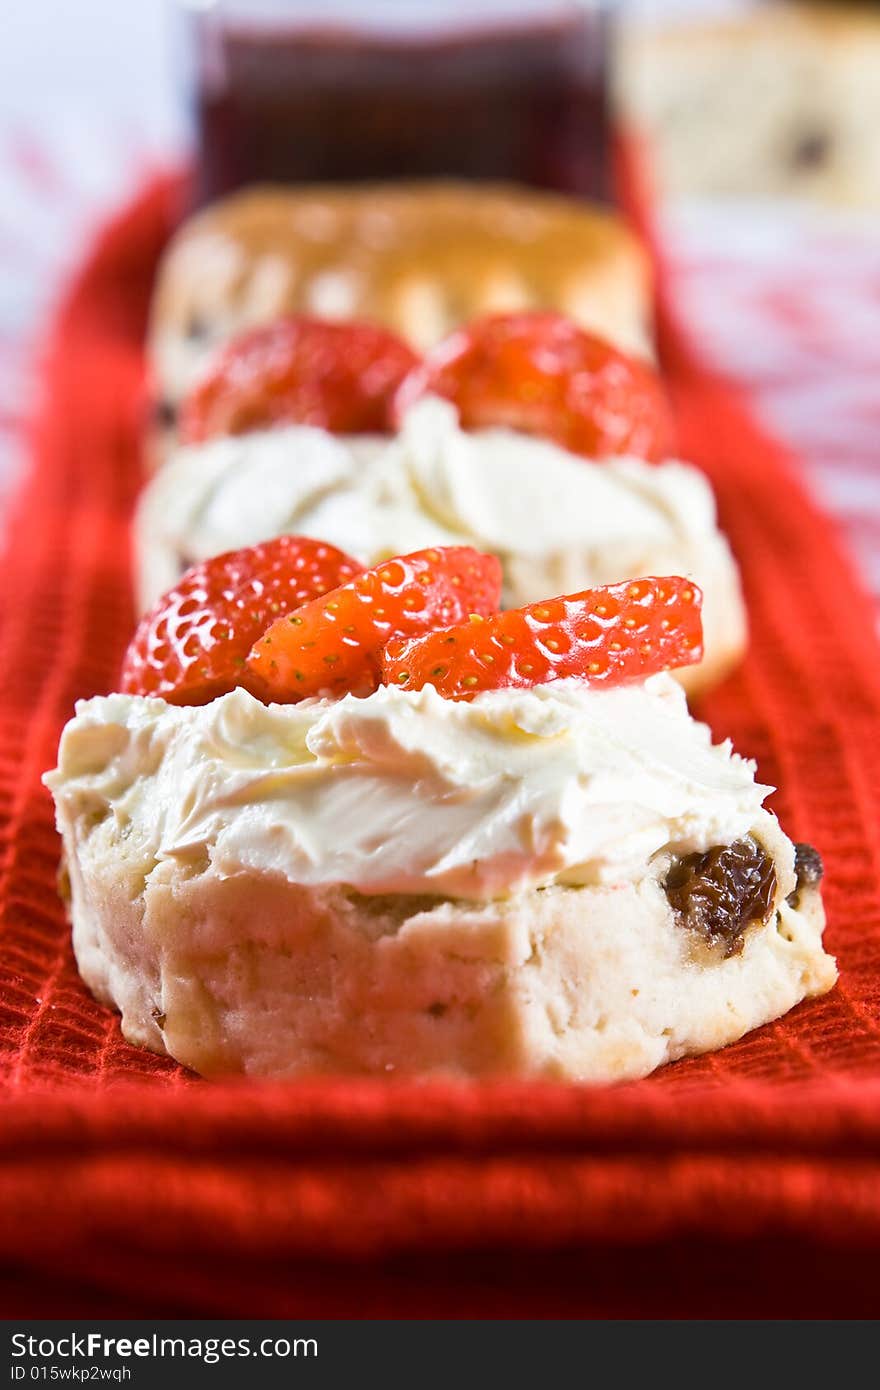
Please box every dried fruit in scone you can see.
[382,576,702,700]
[179,316,420,443]
[121,536,363,706]
[665,837,779,958]
[247,546,503,702]
[393,311,674,461]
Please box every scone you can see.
[135,312,746,697]
[45,543,835,1082]
[147,181,654,455]
[617,2,880,206]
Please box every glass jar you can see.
[182,1,615,204]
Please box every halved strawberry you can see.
[381,577,702,701]
[393,311,674,462]
[179,316,420,444]
[247,546,503,702]
[121,536,363,706]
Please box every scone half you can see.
[147,180,653,460]
[45,680,835,1082]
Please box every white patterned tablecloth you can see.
[662,200,880,599]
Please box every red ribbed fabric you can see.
[1,178,880,1316]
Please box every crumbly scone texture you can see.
[147,180,653,450]
[58,805,835,1082]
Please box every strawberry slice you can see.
[393,311,674,462]
[247,546,503,702]
[179,316,420,444]
[381,577,702,701]
[121,536,363,706]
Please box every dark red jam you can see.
[665,836,777,958]
[189,7,613,204]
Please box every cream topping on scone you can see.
[46,674,780,903]
[136,397,742,624]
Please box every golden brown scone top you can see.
[148,181,653,418]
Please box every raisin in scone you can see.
[45,547,834,1081]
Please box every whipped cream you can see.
[136,398,740,629]
[46,675,775,903]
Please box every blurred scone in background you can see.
[618,0,880,206]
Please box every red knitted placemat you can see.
[1,177,880,1316]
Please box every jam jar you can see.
[182,0,616,204]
